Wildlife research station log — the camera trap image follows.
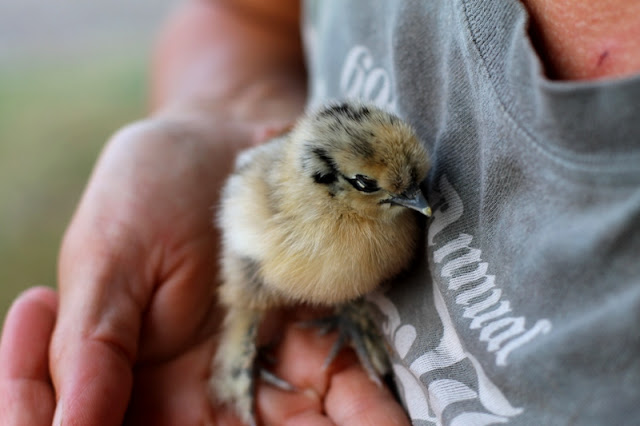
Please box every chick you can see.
[211,101,431,425]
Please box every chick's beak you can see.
[388,189,432,217]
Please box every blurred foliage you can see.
[0,53,148,321]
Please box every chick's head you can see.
[293,102,431,219]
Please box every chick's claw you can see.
[303,299,391,386]
[259,367,297,392]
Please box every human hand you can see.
[0,290,409,426]
[0,108,409,425]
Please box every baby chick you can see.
[211,101,431,425]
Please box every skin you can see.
[521,0,640,80]
[0,1,407,425]
[0,0,638,424]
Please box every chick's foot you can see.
[210,307,259,425]
[211,307,296,426]
[303,298,391,385]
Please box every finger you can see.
[52,209,145,425]
[256,313,341,425]
[257,382,323,426]
[0,287,58,425]
[51,251,140,426]
[280,411,336,426]
[325,365,410,426]
[123,338,217,426]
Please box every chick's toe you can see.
[304,298,390,385]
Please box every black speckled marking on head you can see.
[344,126,375,158]
[313,172,337,185]
[319,102,372,123]
[309,147,339,185]
[318,104,376,158]
[312,148,336,167]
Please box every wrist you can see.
[150,0,307,124]
[154,75,307,134]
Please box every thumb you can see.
[51,224,148,425]
[50,260,140,426]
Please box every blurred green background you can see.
[0,1,177,323]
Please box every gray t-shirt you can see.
[304,1,640,424]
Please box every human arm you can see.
[0,0,409,424]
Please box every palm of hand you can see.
[0,116,408,426]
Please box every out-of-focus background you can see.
[0,1,178,322]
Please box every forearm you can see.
[150,0,307,122]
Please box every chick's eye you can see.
[352,174,380,193]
